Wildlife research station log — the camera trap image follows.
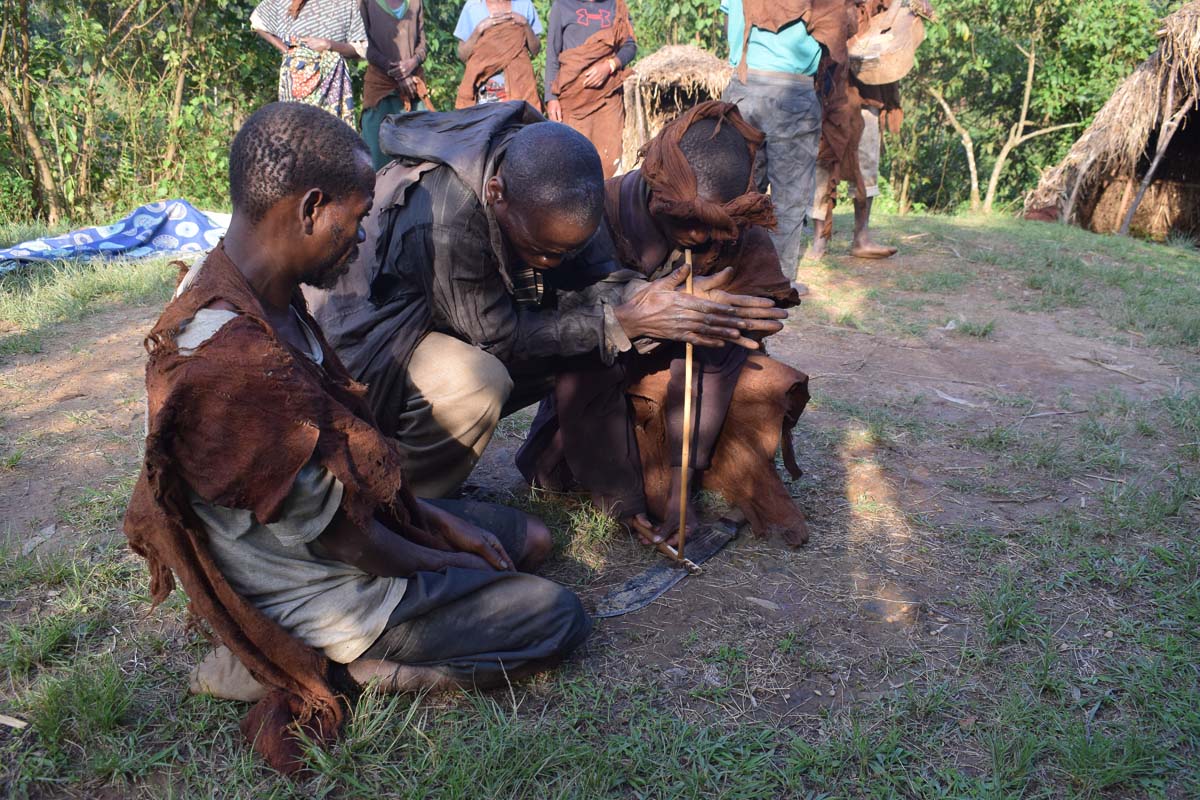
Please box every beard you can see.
[303,226,358,290]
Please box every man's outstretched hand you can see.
[614,265,787,349]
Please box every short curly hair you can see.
[678,118,752,204]
[500,122,605,228]
[229,102,372,222]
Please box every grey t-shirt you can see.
[189,459,406,664]
[174,276,407,664]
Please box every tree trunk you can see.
[161,0,199,173]
[981,42,1080,214]
[77,73,100,203]
[898,170,911,215]
[0,79,62,224]
[930,88,980,212]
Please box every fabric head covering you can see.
[638,101,777,242]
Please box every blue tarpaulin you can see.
[0,199,229,275]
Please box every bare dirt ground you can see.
[2,217,1198,796]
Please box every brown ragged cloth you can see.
[814,0,866,207]
[629,352,811,545]
[364,63,430,110]
[603,171,799,308]
[739,0,851,82]
[455,19,540,110]
[601,165,807,542]
[639,100,776,242]
[550,0,634,178]
[123,245,428,774]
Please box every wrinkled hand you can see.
[692,267,788,341]
[299,36,332,52]
[439,516,514,571]
[581,62,610,88]
[545,98,563,122]
[614,265,788,349]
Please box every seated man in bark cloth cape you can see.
[518,101,812,546]
[307,101,788,546]
[123,102,591,774]
[544,0,637,178]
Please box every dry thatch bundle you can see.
[621,45,732,170]
[1025,1,1200,239]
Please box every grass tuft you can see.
[0,257,174,356]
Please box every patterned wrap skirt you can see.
[277,46,355,127]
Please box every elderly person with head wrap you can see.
[518,101,812,548]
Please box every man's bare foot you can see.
[850,241,897,259]
[802,237,828,262]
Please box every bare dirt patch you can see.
[0,307,156,554]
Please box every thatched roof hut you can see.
[1025,1,1200,239]
[621,45,732,171]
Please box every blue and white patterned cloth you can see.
[0,199,229,275]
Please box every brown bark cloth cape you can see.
[518,102,812,543]
[123,245,435,774]
[813,0,933,234]
[549,0,634,178]
[456,18,541,110]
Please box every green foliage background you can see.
[0,0,1184,226]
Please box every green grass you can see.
[0,612,92,678]
[954,318,996,338]
[0,257,175,356]
[877,213,1200,348]
[893,269,974,293]
[975,572,1042,648]
[0,220,55,249]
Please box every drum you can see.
[848,0,927,85]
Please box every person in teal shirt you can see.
[721,0,823,277]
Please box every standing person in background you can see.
[806,0,931,261]
[454,0,543,110]
[360,0,428,170]
[544,0,636,178]
[251,0,367,126]
[720,0,848,278]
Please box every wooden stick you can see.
[656,541,701,574]
[678,250,695,564]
